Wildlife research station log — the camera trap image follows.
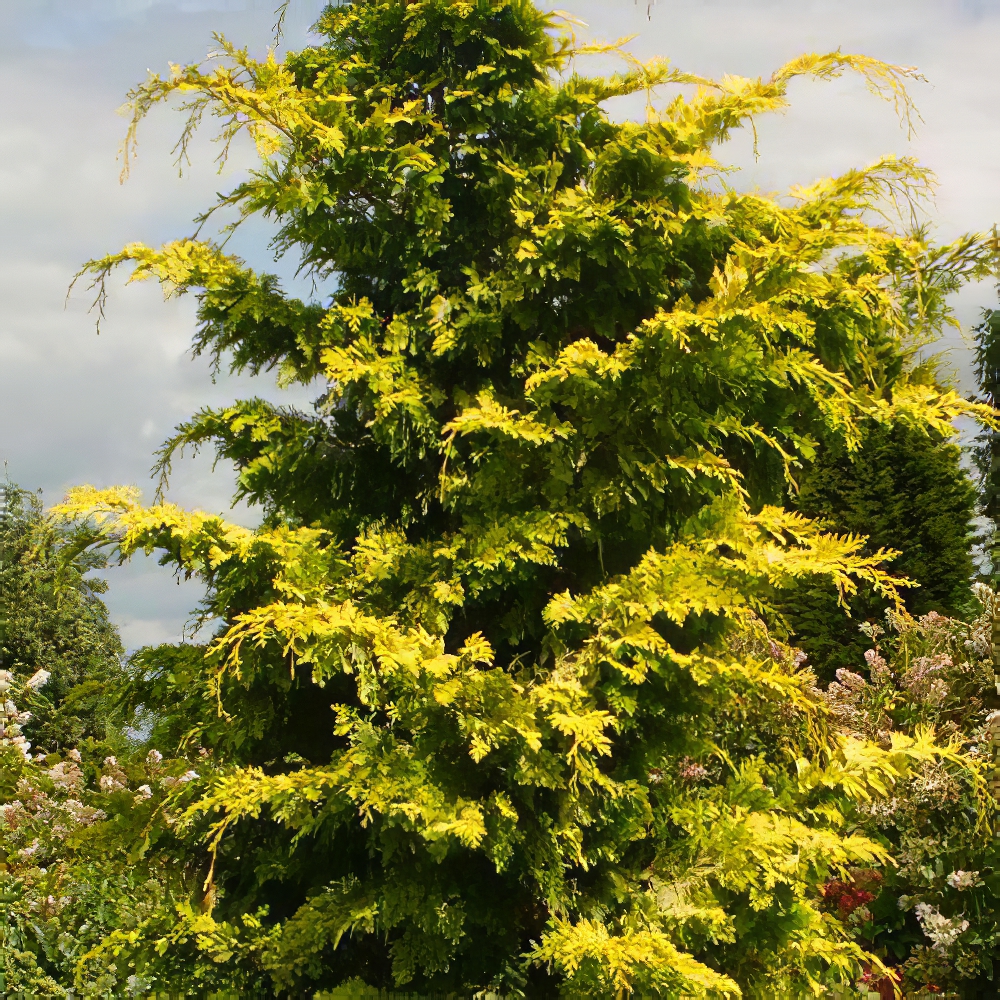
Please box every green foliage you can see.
[974,307,1000,551]
[43,1,999,994]
[0,703,210,998]
[0,492,183,998]
[0,485,124,752]
[811,594,1000,995]
[780,423,977,677]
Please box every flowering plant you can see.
[0,668,208,996]
[816,587,1000,994]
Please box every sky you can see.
[1,0,999,648]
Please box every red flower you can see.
[821,879,875,917]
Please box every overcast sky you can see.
[2,0,999,648]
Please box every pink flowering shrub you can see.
[812,588,1000,995]
[0,671,205,995]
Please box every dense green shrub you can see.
[780,424,977,678]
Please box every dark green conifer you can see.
[781,424,977,676]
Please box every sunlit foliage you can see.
[38,1,999,994]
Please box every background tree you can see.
[973,302,1000,711]
[974,306,1000,529]
[0,483,123,752]
[779,234,984,677]
[780,422,977,677]
[48,1,996,995]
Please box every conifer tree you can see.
[56,2,998,994]
[781,422,977,677]
[781,232,984,677]
[975,310,1000,519]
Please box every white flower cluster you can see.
[914,902,969,952]
[99,756,128,794]
[902,653,953,707]
[946,870,982,890]
[161,769,199,789]
[864,648,892,684]
[0,670,32,759]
